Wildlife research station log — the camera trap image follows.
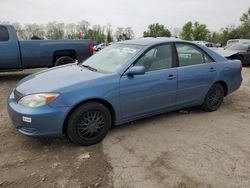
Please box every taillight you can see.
[240,63,242,72]
[89,42,94,55]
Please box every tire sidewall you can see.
[55,56,74,66]
[202,84,224,112]
[67,102,111,146]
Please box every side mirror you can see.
[127,66,145,76]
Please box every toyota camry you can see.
[8,38,242,146]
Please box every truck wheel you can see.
[54,56,74,66]
[201,83,224,112]
[67,102,111,146]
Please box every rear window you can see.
[0,26,9,41]
[176,44,213,67]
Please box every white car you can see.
[193,41,219,48]
[226,39,250,46]
[94,43,108,51]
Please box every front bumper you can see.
[8,92,70,137]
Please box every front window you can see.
[83,43,143,73]
[134,44,173,72]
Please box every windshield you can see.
[82,43,143,73]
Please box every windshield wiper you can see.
[82,64,98,72]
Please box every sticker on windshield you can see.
[121,48,137,54]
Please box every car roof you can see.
[118,37,182,46]
[117,37,227,64]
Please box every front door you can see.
[0,26,20,69]
[119,44,177,119]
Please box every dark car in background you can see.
[0,25,94,71]
[214,39,250,65]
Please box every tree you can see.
[172,27,181,38]
[124,27,134,40]
[65,23,78,39]
[46,22,65,39]
[209,24,244,46]
[106,23,113,43]
[209,8,250,46]
[24,24,45,39]
[12,23,45,40]
[180,21,193,40]
[115,27,134,41]
[180,21,210,41]
[143,23,171,37]
[77,20,90,39]
[239,8,250,38]
[91,25,106,43]
[12,22,27,40]
[192,22,210,40]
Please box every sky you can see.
[0,0,249,37]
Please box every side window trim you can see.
[174,42,215,67]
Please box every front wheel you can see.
[201,83,224,112]
[67,102,111,146]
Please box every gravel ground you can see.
[0,67,250,188]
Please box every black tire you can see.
[201,83,224,112]
[54,56,74,66]
[67,102,111,146]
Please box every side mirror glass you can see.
[127,66,145,76]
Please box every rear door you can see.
[0,26,20,69]
[175,43,218,106]
[119,43,178,119]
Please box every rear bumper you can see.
[7,92,70,137]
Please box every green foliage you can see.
[180,21,193,40]
[239,8,250,38]
[46,22,65,39]
[143,23,171,37]
[86,25,106,43]
[192,22,210,40]
[180,21,210,41]
[208,8,250,45]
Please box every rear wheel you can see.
[54,56,74,66]
[67,102,111,146]
[201,83,224,112]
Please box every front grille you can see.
[14,89,23,102]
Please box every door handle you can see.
[167,74,176,80]
[209,67,216,72]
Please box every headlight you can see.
[18,93,60,108]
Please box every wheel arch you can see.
[53,49,77,64]
[62,98,116,135]
[215,80,228,96]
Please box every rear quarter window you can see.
[0,26,9,41]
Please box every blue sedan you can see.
[8,38,242,146]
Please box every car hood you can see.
[16,64,107,95]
